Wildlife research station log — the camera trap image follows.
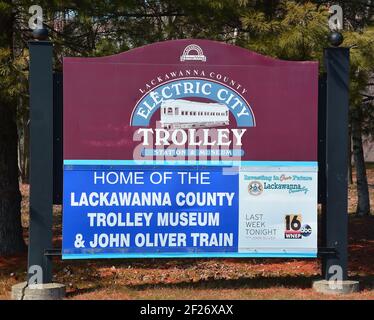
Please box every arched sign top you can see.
[63,38,319,162]
[64,39,317,67]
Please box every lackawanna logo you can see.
[284,214,312,239]
[180,44,206,62]
[263,182,309,194]
[248,181,263,196]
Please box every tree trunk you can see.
[351,112,371,216]
[23,123,30,184]
[0,102,26,255]
[0,3,26,255]
[18,100,30,184]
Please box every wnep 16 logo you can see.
[284,214,312,239]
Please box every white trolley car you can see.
[160,99,229,129]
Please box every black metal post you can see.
[323,47,350,280]
[28,40,54,284]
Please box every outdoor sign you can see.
[62,39,318,259]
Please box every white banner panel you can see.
[238,166,317,257]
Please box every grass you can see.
[0,170,373,300]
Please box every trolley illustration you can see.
[160,99,229,129]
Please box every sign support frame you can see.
[19,37,360,297]
[322,47,350,280]
[313,46,359,294]
[27,40,54,284]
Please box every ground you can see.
[0,169,373,300]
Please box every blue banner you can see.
[62,161,318,259]
[63,165,239,258]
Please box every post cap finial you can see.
[328,31,344,47]
[32,27,49,41]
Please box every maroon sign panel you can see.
[63,39,318,161]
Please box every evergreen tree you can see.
[0,0,26,254]
[1,0,373,255]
